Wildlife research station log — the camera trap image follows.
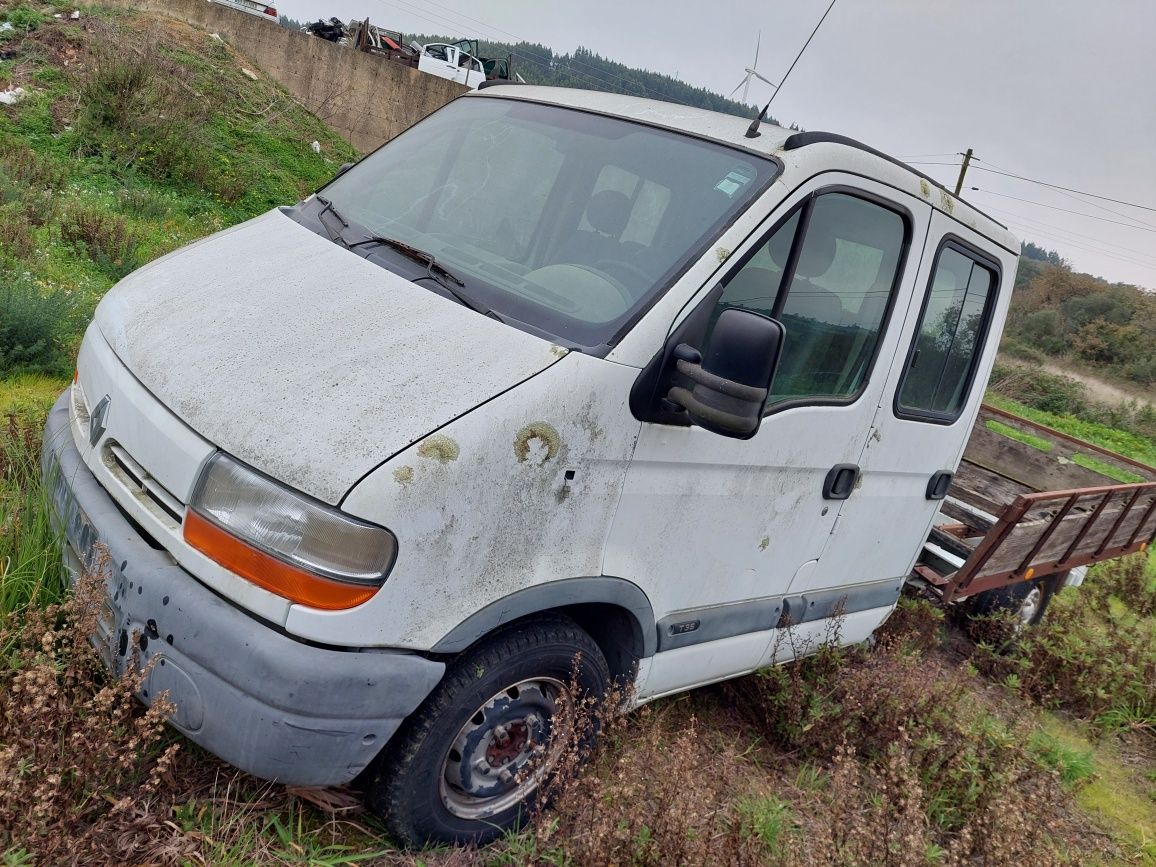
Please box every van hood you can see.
[95,209,562,504]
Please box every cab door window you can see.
[712,191,908,408]
[896,241,998,421]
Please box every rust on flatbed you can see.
[923,405,1156,603]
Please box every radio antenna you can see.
[746,0,838,138]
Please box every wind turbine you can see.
[729,31,777,104]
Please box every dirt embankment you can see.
[1001,355,1156,410]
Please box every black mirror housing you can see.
[335,162,354,178]
[664,308,784,438]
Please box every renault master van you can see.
[44,85,1021,845]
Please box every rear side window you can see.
[896,241,998,422]
[711,191,908,408]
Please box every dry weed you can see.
[0,557,195,865]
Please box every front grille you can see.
[104,441,185,526]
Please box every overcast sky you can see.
[275,0,1156,290]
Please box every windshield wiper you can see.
[350,235,503,321]
[313,195,350,247]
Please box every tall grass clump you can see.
[0,410,66,617]
[517,690,772,866]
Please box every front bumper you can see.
[42,393,445,786]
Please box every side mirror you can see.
[335,162,354,179]
[663,308,784,438]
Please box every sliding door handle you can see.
[926,470,954,500]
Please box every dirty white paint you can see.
[79,86,1022,706]
[824,210,1019,590]
[303,354,642,646]
[70,326,293,624]
[94,210,558,504]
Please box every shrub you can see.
[0,208,36,260]
[974,555,1156,737]
[0,140,67,190]
[59,207,141,281]
[719,608,1098,862]
[74,22,215,192]
[0,6,44,37]
[0,273,77,375]
[528,702,768,866]
[988,362,1088,416]
[117,186,170,220]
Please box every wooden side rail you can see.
[940,480,1156,603]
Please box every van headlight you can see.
[184,453,396,610]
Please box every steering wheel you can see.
[593,259,651,297]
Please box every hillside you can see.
[1004,243,1156,390]
[0,2,355,375]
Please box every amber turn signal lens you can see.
[184,510,379,610]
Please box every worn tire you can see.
[966,573,1064,644]
[365,615,609,848]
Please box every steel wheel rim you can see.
[439,676,566,820]
[1017,586,1043,627]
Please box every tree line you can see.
[1006,242,1156,386]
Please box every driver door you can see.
[605,176,929,699]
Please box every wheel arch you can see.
[429,577,656,682]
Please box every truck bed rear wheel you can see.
[966,573,1064,644]
[365,615,610,847]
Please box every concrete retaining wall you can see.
[105,0,466,152]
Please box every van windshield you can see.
[315,97,778,350]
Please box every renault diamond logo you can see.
[90,395,110,447]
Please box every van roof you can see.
[468,85,1019,252]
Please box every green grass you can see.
[1040,715,1156,864]
[1027,728,1095,789]
[1070,453,1146,484]
[737,794,794,854]
[0,375,69,619]
[986,393,1156,469]
[985,418,1054,452]
[0,3,357,377]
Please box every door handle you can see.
[823,464,860,500]
[926,470,954,500]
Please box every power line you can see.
[898,152,961,160]
[988,206,1156,271]
[969,188,1156,235]
[970,164,1156,214]
[976,157,1156,231]
[905,161,961,167]
[989,203,1156,262]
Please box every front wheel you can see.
[365,615,610,847]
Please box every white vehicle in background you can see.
[417,41,488,89]
[209,0,278,20]
[44,85,1156,849]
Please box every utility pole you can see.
[954,148,973,197]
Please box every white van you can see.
[44,85,1021,845]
